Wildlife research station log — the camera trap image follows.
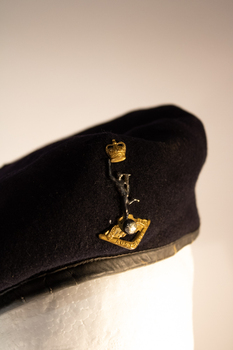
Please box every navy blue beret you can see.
[0,105,207,310]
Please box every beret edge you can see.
[0,227,199,313]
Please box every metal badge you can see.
[99,140,150,250]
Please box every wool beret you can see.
[0,105,207,311]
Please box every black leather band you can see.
[0,228,199,313]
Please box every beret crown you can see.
[0,105,207,310]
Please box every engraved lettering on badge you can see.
[99,140,150,250]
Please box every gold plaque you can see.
[99,214,150,250]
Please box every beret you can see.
[0,105,207,310]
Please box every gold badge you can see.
[99,140,150,250]
[106,139,126,163]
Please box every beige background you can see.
[1,1,233,349]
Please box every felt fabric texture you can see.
[0,105,207,301]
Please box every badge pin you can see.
[99,140,150,250]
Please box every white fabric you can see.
[0,245,194,350]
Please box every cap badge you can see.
[99,140,150,250]
[105,139,126,163]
